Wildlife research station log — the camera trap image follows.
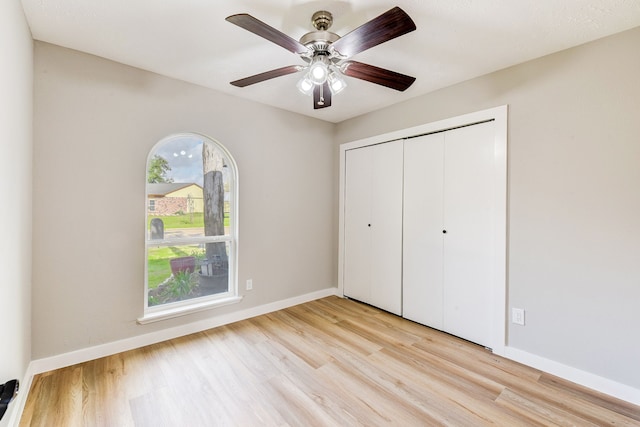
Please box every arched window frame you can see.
[139,133,240,323]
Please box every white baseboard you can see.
[504,346,640,406]
[28,287,338,376]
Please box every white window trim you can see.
[141,132,240,323]
[137,295,243,324]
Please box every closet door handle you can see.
[442,230,447,234]
[368,224,371,227]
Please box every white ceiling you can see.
[20,0,640,123]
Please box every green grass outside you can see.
[147,212,229,229]
[148,212,204,229]
[146,212,230,290]
[147,245,204,289]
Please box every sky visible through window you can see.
[154,135,204,186]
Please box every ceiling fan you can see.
[226,7,417,109]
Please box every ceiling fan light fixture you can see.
[296,76,314,95]
[308,55,330,84]
[328,70,347,94]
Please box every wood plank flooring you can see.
[20,296,640,426]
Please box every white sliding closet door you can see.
[443,121,496,347]
[403,133,444,328]
[344,141,403,315]
[403,121,497,348]
[344,147,372,305]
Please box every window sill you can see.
[137,295,243,325]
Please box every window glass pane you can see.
[147,242,231,307]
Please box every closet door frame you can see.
[338,105,508,356]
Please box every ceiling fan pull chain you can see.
[318,84,325,106]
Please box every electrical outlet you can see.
[246,279,253,291]
[512,308,525,325]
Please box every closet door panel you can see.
[370,141,404,315]
[403,134,444,328]
[343,147,373,303]
[442,121,495,346]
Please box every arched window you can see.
[143,133,238,320]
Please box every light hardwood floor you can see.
[20,296,640,426]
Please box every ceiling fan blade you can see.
[313,82,332,109]
[230,65,303,87]
[226,14,310,55]
[341,61,415,91]
[331,7,416,58]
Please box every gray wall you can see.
[0,2,32,426]
[336,27,640,389]
[32,42,336,359]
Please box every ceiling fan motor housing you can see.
[299,30,340,54]
[299,10,341,55]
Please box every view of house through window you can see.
[145,133,236,311]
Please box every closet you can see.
[343,140,403,315]
[340,107,506,352]
[403,121,496,347]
